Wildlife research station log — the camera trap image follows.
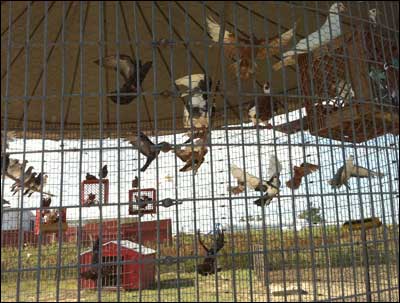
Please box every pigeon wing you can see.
[94,55,134,82]
[175,74,206,90]
[351,165,384,178]
[231,164,262,190]
[268,155,282,179]
[206,16,232,43]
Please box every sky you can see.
[1,116,399,234]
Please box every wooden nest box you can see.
[298,28,399,143]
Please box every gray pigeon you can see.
[329,155,385,189]
[11,166,34,195]
[159,198,183,208]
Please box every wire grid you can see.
[1,1,399,302]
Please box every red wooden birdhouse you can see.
[81,179,109,206]
[34,208,68,235]
[80,240,156,290]
[295,26,399,143]
[128,188,157,217]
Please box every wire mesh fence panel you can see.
[1,1,399,302]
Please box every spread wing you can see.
[175,74,206,92]
[230,164,262,190]
[94,55,134,82]
[351,165,384,178]
[268,155,282,179]
[206,16,232,43]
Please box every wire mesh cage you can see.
[1,1,399,302]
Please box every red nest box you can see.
[128,188,157,216]
[34,208,68,235]
[81,179,109,206]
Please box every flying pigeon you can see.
[175,74,215,134]
[11,166,34,195]
[173,137,208,174]
[248,82,276,127]
[99,165,108,179]
[128,132,172,172]
[286,162,320,190]
[273,2,346,70]
[197,228,225,276]
[6,158,28,180]
[86,173,98,181]
[328,155,385,189]
[159,198,183,208]
[228,163,270,195]
[253,155,283,207]
[80,238,114,281]
[207,15,296,79]
[24,173,48,197]
[2,199,10,207]
[94,55,152,104]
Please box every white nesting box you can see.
[1,210,36,231]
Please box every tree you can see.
[298,206,324,225]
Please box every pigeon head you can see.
[263,82,271,94]
[369,8,377,16]
[330,2,346,13]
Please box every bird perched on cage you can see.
[85,193,97,206]
[197,227,225,276]
[253,155,282,207]
[10,166,34,195]
[206,15,296,80]
[131,195,152,217]
[99,164,108,179]
[368,8,379,26]
[23,173,48,197]
[85,173,98,181]
[286,162,320,190]
[127,132,172,172]
[94,55,152,105]
[273,2,346,70]
[247,82,276,128]
[81,237,114,281]
[175,74,215,141]
[158,198,183,208]
[132,176,139,188]
[41,196,52,208]
[328,155,385,189]
[173,136,208,174]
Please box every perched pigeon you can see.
[368,8,378,26]
[128,132,171,172]
[247,82,275,127]
[94,55,152,104]
[6,158,28,180]
[207,15,296,79]
[253,155,283,207]
[286,162,319,190]
[132,176,139,188]
[197,228,225,276]
[85,193,97,206]
[273,2,346,70]
[99,165,108,179]
[86,173,98,181]
[329,155,385,189]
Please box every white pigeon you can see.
[175,74,214,129]
[273,2,346,70]
[328,155,385,189]
[253,155,282,207]
[368,8,378,26]
[229,164,268,194]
